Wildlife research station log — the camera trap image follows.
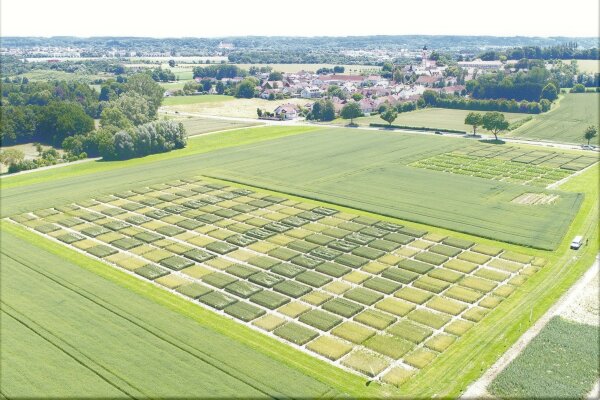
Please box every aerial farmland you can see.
[1,2,599,398]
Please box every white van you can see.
[570,236,583,250]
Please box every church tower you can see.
[421,45,428,68]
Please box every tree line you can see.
[1,72,188,172]
[479,44,599,61]
[422,90,552,114]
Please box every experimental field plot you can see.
[9,178,545,386]
[409,142,597,187]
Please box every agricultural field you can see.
[411,143,597,186]
[161,96,310,118]
[571,59,600,74]
[12,69,111,83]
[328,108,529,132]
[177,116,264,136]
[7,178,544,383]
[489,317,599,398]
[163,94,234,106]
[509,93,600,144]
[1,122,598,398]
[1,224,341,398]
[190,128,586,250]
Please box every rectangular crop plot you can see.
[322,298,364,318]
[224,301,265,322]
[274,322,318,345]
[250,290,290,309]
[299,309,343,331]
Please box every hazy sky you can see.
[1,0,599,38]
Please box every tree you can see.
[464,112,483,136]
[333,66,345,73]
[422,90,438,106]
[113,131,136,160]
[0,148,25,167]
[124,73,164,117]
[570,83,586,93]
[268,71,283,81]
[216,81,225,94]
[540,82,558,101]
[100,106,133,130]
[327,85,346,100]
[106,92,151,126]
[351,93,363,101]
[380,107,398,126]
[200,79,212,92]
[584,125,597,145]
[482,112,509,141]
[320,100,336,121]
[168,59,176,68]
[340,102,363,125]
[257,108,263,118]
[235,79,256,98]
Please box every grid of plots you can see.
[9,177,546,385]
[411,145,596,187]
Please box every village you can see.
[181,47,507,120]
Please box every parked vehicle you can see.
[570,235,584,250]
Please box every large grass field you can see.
[162,96,310,118]
[571,59,600,74]
[191,128,586,250]
[329,108,529,132]
[489,317,599,398]
[177,116,264,136]
[163,94,234,106]
[0,122,598,397]
[510,93,600,144]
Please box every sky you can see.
[1,0,599,38]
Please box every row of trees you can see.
[99,120,186,160]
[192,65,247,79]
[464,112,509,140]
[150,67,176,82]
[422,90,552,114]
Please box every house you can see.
[301,86,323,99]
[358,98,376,115]
[415,75,442,87]
[441,85,466,95]
[260,88,281,99]
[262,80,285,89]
[457,59,503,70]
[274,103,300,120]
[318,75,364,85]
